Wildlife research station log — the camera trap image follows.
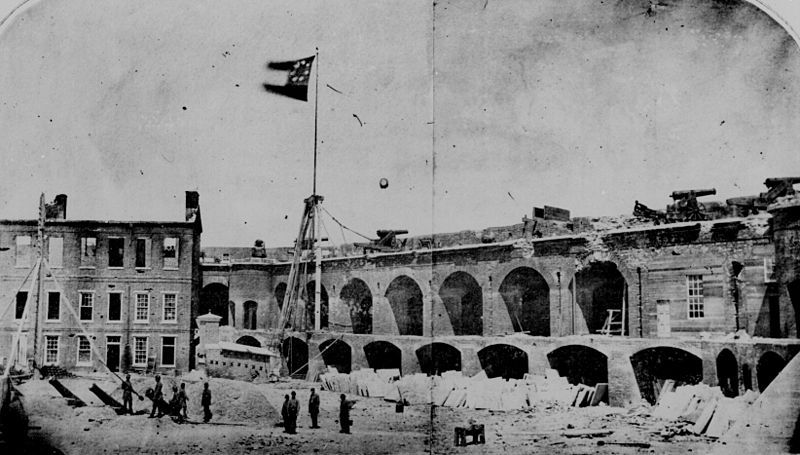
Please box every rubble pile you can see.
[651,381,759,439]
[320,368,609,411]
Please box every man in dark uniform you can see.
[286,391,299,434]
[122,374,134,415]
[201,382,212,423]
[339,394,355,434]
[149,375,163,418]
[178,383,188,421]
[281,394,290,433]
[308,388,320,429]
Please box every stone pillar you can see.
[401,345,420,375]
[196,312,221,368]
[768,197,800,338]
[607,347,642,407]
[350,340,368,371]
[460,346,481,376]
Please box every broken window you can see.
[77,336,92,365]
[15,291,28,320]
[108,237,124,268]
[163,237,179,269]
[80,237,97,267]
[133,337,148,366]
[15,235,32,267]
[48,237,63,268]
[108,293,122,322]
[135,238,150,268]
[79,292,94,321]
[161,336,175,367]
[687,275,704,319]
[47,292,60,321]
[45,335,59,364]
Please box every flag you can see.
[264,56,315,101]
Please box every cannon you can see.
[354,229,409,253]
[666,188,716,222]
[633,200,668,224]
[727,177,800,216]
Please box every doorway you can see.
[107,336,121,372]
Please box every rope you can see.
[287,333,345,377]
[319,206,372,241]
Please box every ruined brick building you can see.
[199,186,800,405]
[0,192,202,374]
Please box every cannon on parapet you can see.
[633,200,668,225]
[666,188,716,222]
[354,229,409,253]
[727,177,800,216]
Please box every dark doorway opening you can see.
[478,344,528,379]
[282,337,309,378]
[416,343,461,375]
[756,351,786,392]
[364,341,402,373]
[630,347,703,405]
[319,339,352,374]
[716,349,739,398]
[236,335,261,348]
[547,345,608,389]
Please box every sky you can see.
[0,0,799,247]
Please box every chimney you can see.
[45,194,67,220]
[185,191,200,222]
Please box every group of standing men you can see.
[282,389,355,434]
[120,374,213,423]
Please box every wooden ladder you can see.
[599,310,623,336]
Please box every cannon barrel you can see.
[670,188,716,199]
[764,177,800,188]
[376,229,408,237]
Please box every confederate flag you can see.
[264,56,315,101]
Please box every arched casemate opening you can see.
[547,345,608,389]
[303,281,329,330]
[200,283,229,326]
[757,351,786,392]
[573,261,627,335]
[281,337,309,378]
[340,279,373,334]
[499,267,550,336]
[716,349,739,398]
[364,341,402,373]
[385,276,424,336]
[478,344,529,379]
[416,343,461,375]
[630,347,702,405]
[320,339,352,374]
[236,335,261,348]
[439,272,483,336]
[243,300,258,330]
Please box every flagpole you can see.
[312,47,319,197]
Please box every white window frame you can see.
[764,258,776,283]
[48,236,64,268]
[133,336,148,367]
[163,237,179,270]
[79,290,94,322]
[76,335,93,366]
[15,235,32,268]
[107,291,123,323]
[160,335,177,367]
[46,291,61,322]
[107,236,125,269]
[80,236,97,269]
[44,334,60,365]
[162,292,178,323]
[134,292,150,323]
[135,237,151,269]
[687,275,704,319]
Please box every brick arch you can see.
[630,346,703,405]
[478,344,529,379]
[415,342,461,375]
[498,266,551,336]
[320,338,352,374]
[438,271,483,336]
[340,278,373,334]
[385,275,425,336]
[547,344,608,390]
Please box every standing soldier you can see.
[308,388,320,429]
[281,394,290,433]
[287,391,299,434]
[149,375,163,418]
[201,382,212,423]
[178,383,188,421]
[339,394,355,434]
[122,374,134,415]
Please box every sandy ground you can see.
[8,372,719,454]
